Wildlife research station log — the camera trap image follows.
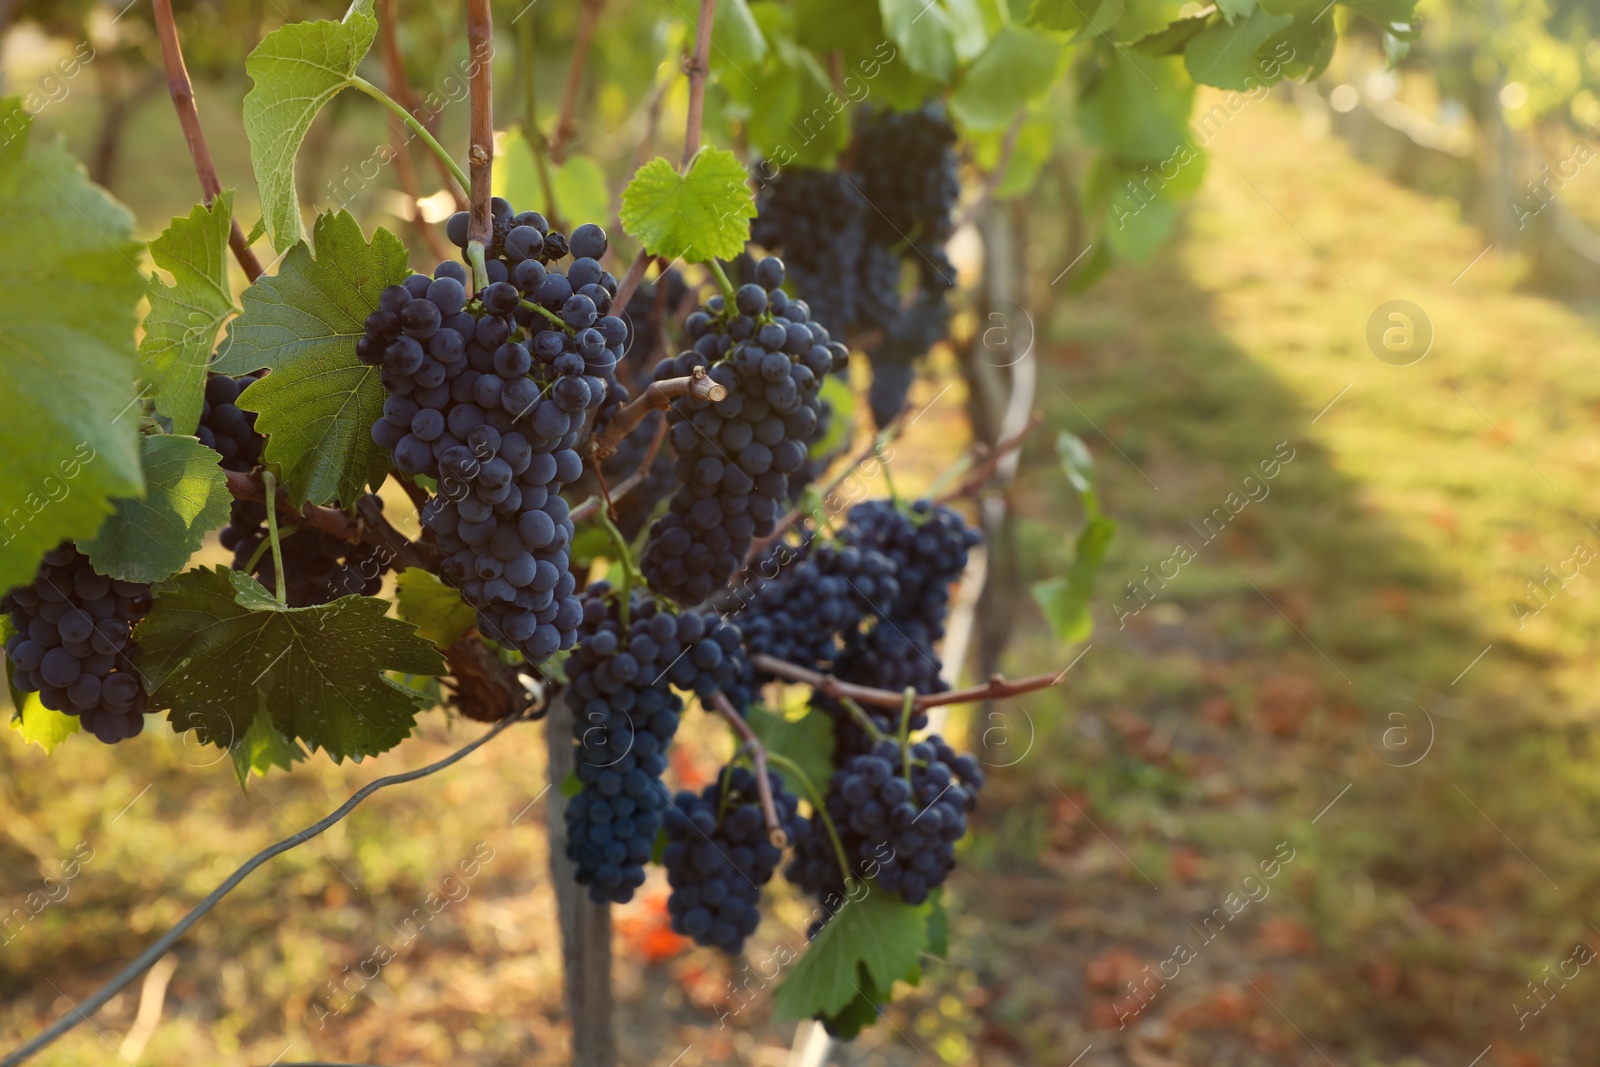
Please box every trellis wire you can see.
[0,707,539,1067]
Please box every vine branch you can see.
[588,369,727,460]
[0,710,538,1067]
[610,249,654,317]
[933,410,1041,504]
[376,0,469,211]
[222,469,360,543]
[151,0,262,282]
[682,0,717,168]
[551,0,605,163]
[709,692,787,848]
[465,0,495,291]
[570,412,669,525]
[750,655,1066,711]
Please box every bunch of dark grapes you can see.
[3,544,151,743]
[751,169,868,336]
[220,500,390,607]
[195,372,262,472]
[563,582,748,903]
[662,766,808,954]
[787,736,984,911]
[362,204,618,661]
[198,372,394,606]
[809,500,981,754]
[639,256,849,606]
[734,538,898,677]
[866,291,951,427]
[853,104,961,247]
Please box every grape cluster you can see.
[2,544,151,743]
[639,256,849,605]
[787,736,984,909]
[362,204,620,661]
[220,500,390,607]
[662,766,808,954]
[751,170,868,336]
[751,106,962,427]
[853,104,961,248]
[564,582,749,903]
[197,371,394,607]
[822,500,981,753]
[736,538,898,676]
[195,372,263,472]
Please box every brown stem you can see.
[570,414,669,524]
[551,0,606,164]
[751,654,1065,711]
[934,410,1041,505]
[152,0,262,282]
[955,111,1026,232]
[610,249,653,317]
[444,633,537,722]
[588,370,726,460]
[709,692,787,847]
[378,0,468,210]
[377,1,451,262]
[745,403,912,561]
[466,0,496,251]
[354,495,438,573]
[681,0,717,169]
[223,469,359,542]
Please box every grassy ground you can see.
[7,55,1600,1067]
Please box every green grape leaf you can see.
[619,149,756,263]
[1261,10,1337,81]
[949,26,1066,131]
[1106,195,1180,259]
[244,215,268,247]
[944,0,989,61]
[1028,0,1120,37]
[1078,50,1194,161]
[395,567,477,650]
[1183,7,1292,89]
[881,0,957,82]
[713,0,769,71]
[817,972,888,1040]
[794,0,884,52]
[231,709,307,787]
[1342,0,1417,21]
[1217,0,1257,20]
[138,193,240,435]
[774,890,930,1019]
[79,435,231,583]
[9,693,80,753]
[1128,14,1213,55]
[1032,515,1115,642]
[810,374,855,458]
[213,211,407,506]
[746,704,834,801]
[0,99,146,594]
[135,566,445,761]
[561,770,584,798]
[243,7,377,252]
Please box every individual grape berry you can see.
[663,767,808,954]
[2,544,152,743]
